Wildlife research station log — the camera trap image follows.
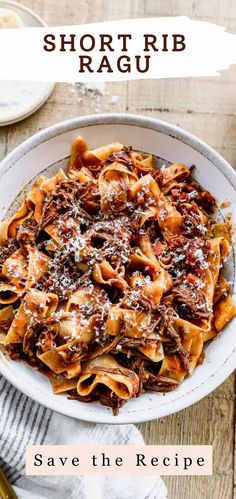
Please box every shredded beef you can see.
[173,283,211,320]
[118,337,157,349]
[171,181,216,212]
[185,239,209,275]
[37,255,82,300]
[40,179,89,229]
[39,329,58,352]
[144,374,179,392]
[0,239,18,269]
[92,335,123,356]
[152,169,164,187]
[68,386,126,415]
[16,217,38,245]
[181,212,204,238]
[60,342,88,365]
[96,387,127,415]
[77,182,100,213]
[103,146,133,169]
[9,351,21,360]
[158,304,182,353]
[68,390,94,403]
[177,347,190,371]
[129,358,148,394]
[169,236,209,276]
[23,321,41,356]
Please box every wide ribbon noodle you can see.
[1,136,235,414]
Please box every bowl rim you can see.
[0,112,236,424]
[1,113,236,192]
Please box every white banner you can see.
[0,16,236,82]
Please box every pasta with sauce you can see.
[0,137,235,415]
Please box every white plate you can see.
[0,0,54,126]
[0,113,235,424]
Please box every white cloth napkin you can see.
[0,375,167,499]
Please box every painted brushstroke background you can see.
[0,17,236,81]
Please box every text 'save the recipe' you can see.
[26,446,212,476]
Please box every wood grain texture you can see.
[0,1,235,498]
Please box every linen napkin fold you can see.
[0,375,167,499]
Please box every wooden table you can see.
[0,1,235,498]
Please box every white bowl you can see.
[0,113,235,424]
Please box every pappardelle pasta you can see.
[0,137,235,414]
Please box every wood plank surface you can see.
[0,1,235,498]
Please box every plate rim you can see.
[0,0,55,126]
[0,0,48,26]
[0,112,236,424]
